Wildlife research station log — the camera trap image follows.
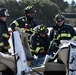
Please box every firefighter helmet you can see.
[34,24,48,34]
[55,14,65,22]
[24,5,36,14]
[0,8,9,17]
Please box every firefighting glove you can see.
[39,49,47,54]
[50,42,59,52]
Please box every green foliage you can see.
[50,0,69,12]
[17,0,60,20]
[33,0,59,20]
[65,0,76,13]
[0,0,60,26]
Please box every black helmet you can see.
[0,8,9,17]
[34,24,48,34]
[24,5,35,14]
[55,14,65,22]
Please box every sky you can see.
[64,0,76,4]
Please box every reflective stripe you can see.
[36,47,41,53]
[4,45,11,49]
[31,46,44,53]
[56,33,71,40]
[72,36,76,40]
[29,28,34,33]
[50,41,52,43]
[30,45,38,53]
[0,42,4,46]
[2,33,9,38]
[20,28,24,32]
[22,19,25,21]
[26,6,33,10]
[56,35,60,40]
[40,27,45,31]
[13,20,19,27]
[31,49,38,53]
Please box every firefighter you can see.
[10,5,37,35]
[30,24,50,58]
[0,8,11,53]
[50,14,76,48]
[0,8,14,75]
[49,14,76,63]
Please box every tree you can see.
[17,0,60,26]
[71,0,76,6]
[50,0,69,12]
[0,0,60,26]
[65,0,76,13]
[19,0,60,20]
